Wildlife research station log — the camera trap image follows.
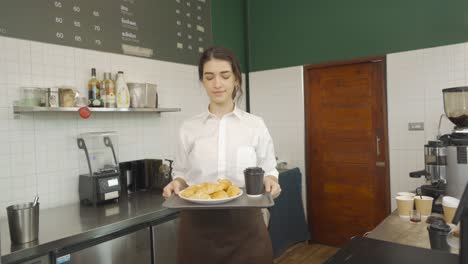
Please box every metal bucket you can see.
[6,202,39,244]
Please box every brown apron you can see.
[176,209,273,264]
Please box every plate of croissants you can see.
[179,179,243,205]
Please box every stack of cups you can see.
[396,193,415,218]
[442,196,460,224]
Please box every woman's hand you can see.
[264,176,281,198]
[162,178,187,198]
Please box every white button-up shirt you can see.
[173,106,278,187]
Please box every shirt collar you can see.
[203,104,244,123]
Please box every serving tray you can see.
[162,189,274,210]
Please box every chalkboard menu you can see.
[0,0,212,65]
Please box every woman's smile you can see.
[212,90,226,96]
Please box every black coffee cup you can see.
[244,167,265,197]
[427,222,451,251]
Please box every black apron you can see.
[176,208,273,264]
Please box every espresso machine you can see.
[439,87,468,200]
[410,141,447,213]
[77,132,121,206]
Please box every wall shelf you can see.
[13,106,181,114]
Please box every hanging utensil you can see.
[32,195,39,207]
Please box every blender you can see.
[77,132,121,206]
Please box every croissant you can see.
[211,190,228,199]
[190,189,211,200]
[217,179,232,190]
[200,182,224,194]
[181,185,200,198]
[226,185,241,197]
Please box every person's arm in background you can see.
[257,119,281,198]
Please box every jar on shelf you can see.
[48,88,59,107]
[19,87,41,107]
[58,87,77,107]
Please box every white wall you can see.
[249,42,468,214]
[0,35,223,217]
[249,66,306,207]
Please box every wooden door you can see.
[304,58,390,247]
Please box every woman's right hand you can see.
[162,178,186,198]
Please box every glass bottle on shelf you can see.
[115,71,130,108]
[102,72,116,108]
[88,68,102,107]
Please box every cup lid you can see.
[428,222,451,232]
[244,167,264,174]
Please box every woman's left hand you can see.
[264,176,281,198]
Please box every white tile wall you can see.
[0,36,232,217]
[249,66,306,209]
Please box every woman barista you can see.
[163,46,281,264]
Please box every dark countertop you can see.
[0,191,179,264]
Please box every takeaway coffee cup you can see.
[427,222,451,251]
[442,196,460,224]
[244,167,265,197]
[415,196,434,217]
[396,196,414,218]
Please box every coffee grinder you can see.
[77,132,121,206]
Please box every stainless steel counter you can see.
[0,191,178,264]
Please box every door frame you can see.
[303,56,391,240]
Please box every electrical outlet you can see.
[408,122,424,131]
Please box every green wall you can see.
[211,0,248,72]
[247,0,468,71]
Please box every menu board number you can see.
[73,6,81,13]
[94,25,101,32]
[95,40,102,46]
[93,11,100,17]
[74,35,82,42]
[54,1,62,8]
[74,21,81,27]
[55,17,63,24]
[56,32,64,39]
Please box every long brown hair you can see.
[198,46,243,101]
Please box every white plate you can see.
[179,189,243,205]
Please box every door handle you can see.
[376,161,385,167]
[376,136,381,156]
